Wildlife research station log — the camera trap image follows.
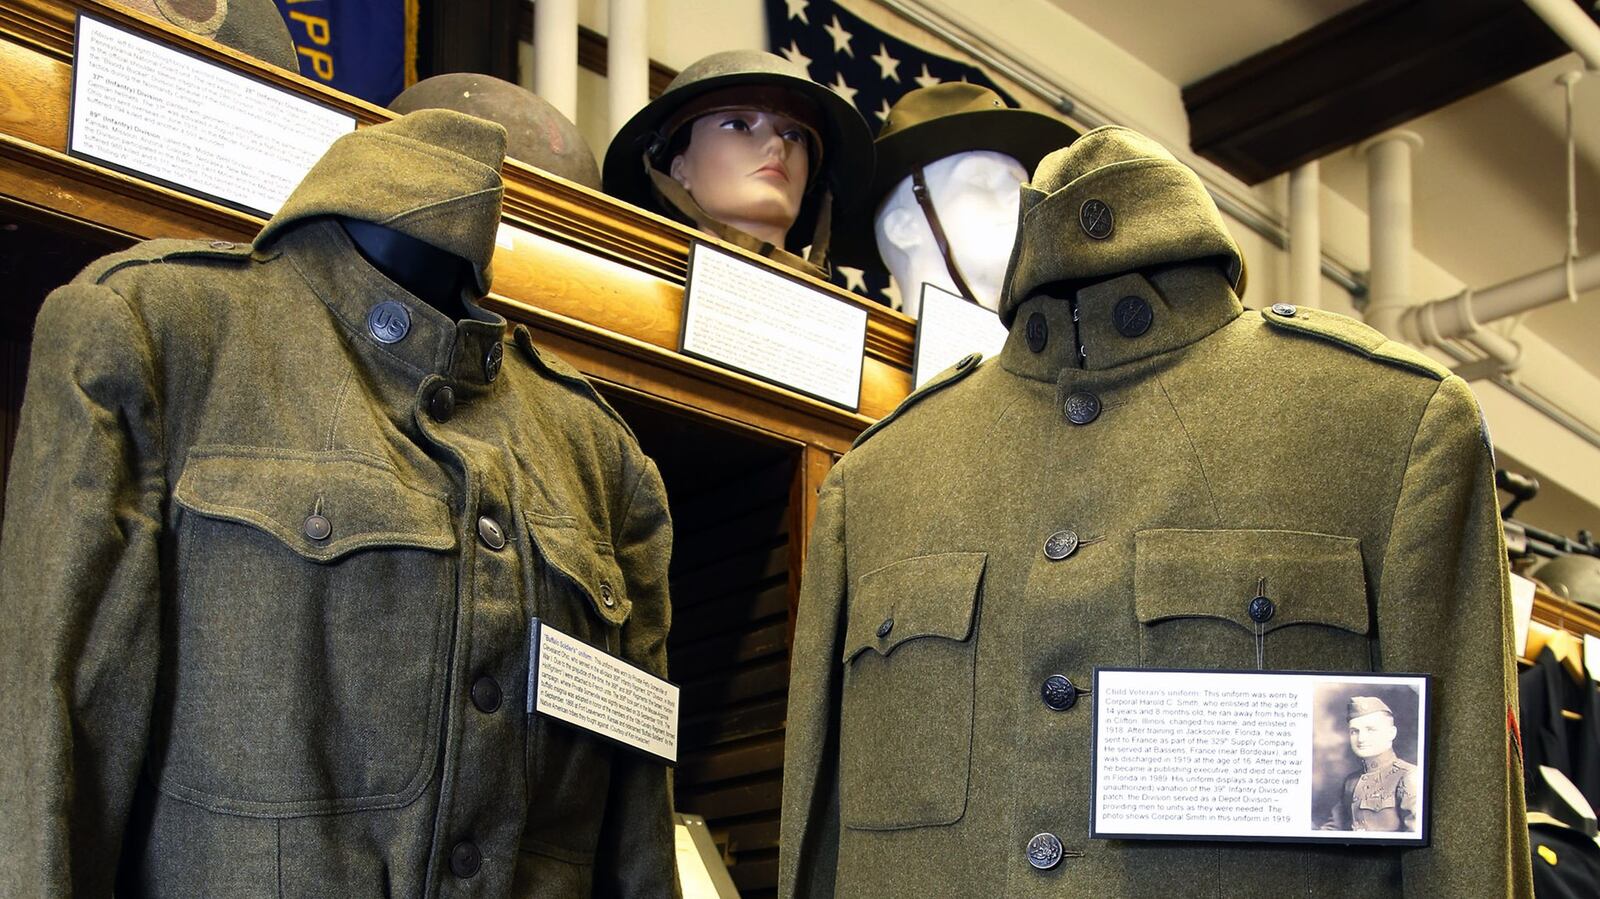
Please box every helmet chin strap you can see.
[911,166,978,305]
[645,155,832,278]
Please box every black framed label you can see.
[527,618,679,766]
[911,283,1007,388]
[1091,668,1430,846]
[69,14,356,218]
[680,241,868,412]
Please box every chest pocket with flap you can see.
[165,449,457,815]
[1134,528,1371,672]
[840,552,985,831]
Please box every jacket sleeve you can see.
[1374,375,1532,897]
[778,467,847,899]
[0,282,166,897]
[593,455,681,898]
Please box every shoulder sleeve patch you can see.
[82,238,257,286]
[512,325,638,441]
[1261,305,1448,380]
[854,352,983,449]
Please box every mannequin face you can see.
[669,109,811,247]
[875,150,1028,316]
[1348,712,1398,759]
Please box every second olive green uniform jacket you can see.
[780,265,1531,897]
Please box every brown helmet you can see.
[390,74,601,190]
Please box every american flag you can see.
[765,0,1018,309]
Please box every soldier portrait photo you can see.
[1313,684,1425,834]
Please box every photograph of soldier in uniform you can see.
[1312,686,1424,833]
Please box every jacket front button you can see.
[471,676,502,713]
[1027,832,1064,870]
[1063,391,1101,425]
[303,514,332,541]
[428,385,456,422]
[477,516,506,550]
[1043,529,1079,560]
[1247,595,1276,623]
[450,841,481,878]
[1041,675,1078,711]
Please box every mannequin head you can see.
[668,108,813,248]
[874,150,1028,317]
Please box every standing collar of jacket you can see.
[1361,749,1400,773]
[276,218,507,386]
[999,263,1242,383]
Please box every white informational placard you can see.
[681,242,868,411]
[1510,573,1537,660]
[69,15,356,217]
[1093,668,1429,846]
[912,283,1008,388]
[528,619,679,764]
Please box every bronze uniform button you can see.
[303,514,331,541]
[1113,296,1153,337]
[1041,674,1078,711]
[484,341,504,382]
[956,352,980,371]
[1271,302,1298,317]
[450,841,481,878]
[477,515,506,550]
[1043,530,1079,560]
[1064,392,1101,425]
[1248,595,1276,624]
[367,300,411,344]
[600,582,617,608]
[471,676,502,713]
[877,617,894,638]
[1079,199,1114,239]
[208,240,236,250]
[1027,832,1064,870]
[429,384,456,422]
[1025,311,1049,353]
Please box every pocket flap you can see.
[1134,529,1368,635]
[525,513,630,626]
[174,449,456,563]
[845,552,986,663]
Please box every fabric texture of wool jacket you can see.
[0,110,677,897]
[779,127,1531,898]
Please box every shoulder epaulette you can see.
[1260,303,1448,380]
[83,238,257,286]
[854,352,983,449]
[512,325,637,440]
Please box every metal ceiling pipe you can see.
[1360,131,1424,338]
[608,0,649,137]
[1398,251,1600,347]
[534,0,579,121]
[1289,161,1322,307]
[1523,0,1600,72]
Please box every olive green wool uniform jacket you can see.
[780,265,1532,897]
[0,219,676,895]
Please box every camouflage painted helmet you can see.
[999,125,1246,326]
[390,74,601,190]
[115,0,299,71]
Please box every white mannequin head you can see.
[873,150,1028,317]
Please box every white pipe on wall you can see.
[607,0,649,138]
[1360,131,1424,338]
[1523,0,1600,72]
[534,0,579,121]
[1289,161,1322,308]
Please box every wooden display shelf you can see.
[0,0,919,460]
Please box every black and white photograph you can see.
[1311,682,1426,836]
